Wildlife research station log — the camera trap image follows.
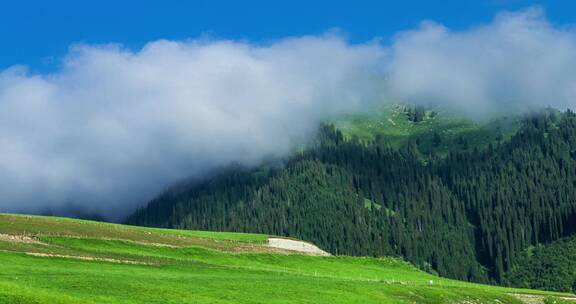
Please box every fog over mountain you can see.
[387,7,576,117]
[1,7,575,220]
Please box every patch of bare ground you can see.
[510,294,545,304]
[25,252,153,265]
[452,298,493,304]
[267,238,331,256]
[559,297,576,301]
[129,240,179,248]
[231,243,296,254]
[0,233,46,245]
[510,294,576,304]
[58,235,180,248]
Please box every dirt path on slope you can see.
[24,252,153,265]
[0,233,45,245]
[267,238,331,256]
[511,293,576,304]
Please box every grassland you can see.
[332,104,520,156]
[0,213,574,303]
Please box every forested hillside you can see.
[126,108,576,287]
[505,235,576,293]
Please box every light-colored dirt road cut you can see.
[267,238,331,256]
[0,233,45,245]
[510,293,576,304]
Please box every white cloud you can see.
[387,7,576,116]
[0,36,385,220]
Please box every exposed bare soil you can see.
[0,233,45,245]
[267,238,330,256]
[25,252,152,265]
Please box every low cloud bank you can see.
[0,36,385,220]
[388,7,576,116]
[1,7,575,219]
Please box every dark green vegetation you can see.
[506,235,576,293]
[1,214,574,303]
[127,106,576,290]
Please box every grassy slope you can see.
[0,214,573,304]
[332,104,520,156]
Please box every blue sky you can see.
[0,0,572,72]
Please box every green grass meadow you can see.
[332,104,520,156]
[0,214,574,303]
